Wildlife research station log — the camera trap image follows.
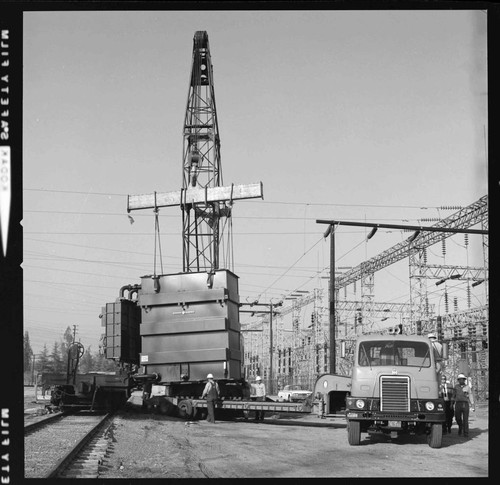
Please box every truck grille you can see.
[380,376,410,412]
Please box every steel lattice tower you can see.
[127,31,262,273]
[182,31,226,272]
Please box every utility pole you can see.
[240,301,283,394]
[32,354,36,386]
[323,224,336,374]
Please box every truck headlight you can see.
[356,399,365,409]
[425,401,435,411]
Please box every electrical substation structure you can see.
[242,197,488,402]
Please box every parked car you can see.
[277,385,312,402]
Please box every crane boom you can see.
[127,31,263,273]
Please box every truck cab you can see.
[345,333,446,448]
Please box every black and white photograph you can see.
[0,2,496,481]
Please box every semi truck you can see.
[344,332,446,448]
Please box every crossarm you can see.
[127,182,263,212]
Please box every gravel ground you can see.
[97,404,489,479]
[23,386,489,478]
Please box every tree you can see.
[36,344,51,373]
[94,352,118,372]
[79,345,95,374]
[23,331,34,372]
[50,341,64,373]
[60,326,74,367]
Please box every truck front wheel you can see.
[428,423,443,448]
[347,420,361,446]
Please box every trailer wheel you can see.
[347,420,361,446]
[178,399,193,419]
[428,423,443,448]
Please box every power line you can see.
[24,237,180,258]
[23,230,397,236]
[24,188,127,196]
[24,187,445,210]
[25,208,440,224]
[257,236,325,299]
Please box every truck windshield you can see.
[358,340,431,367]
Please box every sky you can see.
[22,9,488,355]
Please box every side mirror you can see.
[341,341,346,358]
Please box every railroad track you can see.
[25,410,115,478]
[24,411,67,434]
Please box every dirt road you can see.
[22,387,489,478]
[98,407,489,478]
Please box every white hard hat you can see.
[457,374,466,380]
[256,376,261,381]
[207,373,214,379]
[428,333,436,339]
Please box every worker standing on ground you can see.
[253,376,266,421]
[201,373,220,423]
[452,374,475,437]
[440,375,455,434]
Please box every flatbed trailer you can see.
[139,393,312,419]
[194,398,311,414]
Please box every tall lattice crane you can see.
[127,31,263,273]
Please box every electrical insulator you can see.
[464,233,469,247]
[481,323,488,350]
[444,291,449,314]
[453,297,458,313]
[442,236,446,257]
[437,316,443,341]
[311,313,315,323]
[467,284,471,309]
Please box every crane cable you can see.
[153,207,164,277]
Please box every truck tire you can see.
[177,399,193,419]
[347,420,361,446]
[428,423,442,448]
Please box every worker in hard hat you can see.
[452,374,475,437]
[428,333,443,357]
[253,376,266,422]
[201,373,220,423]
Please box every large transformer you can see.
[100,270,248,403]
[137,270,242,382]
[101,297,141,365]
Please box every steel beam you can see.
[127,182,263,212]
